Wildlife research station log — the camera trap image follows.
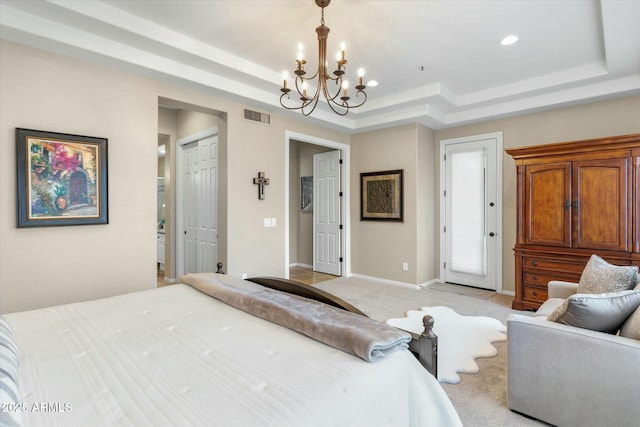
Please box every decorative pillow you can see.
[577,254,638,294]
[0,316,23,427]
[620,305,640,339]
[620,283,640,339]
[547,290,640,334]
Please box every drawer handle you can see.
[532,261,538,266]
[532,291,538,297]
[532,275,539,281]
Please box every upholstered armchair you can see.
[507,255,640,427]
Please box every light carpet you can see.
[386,306,507,383]
[313,276,545,426]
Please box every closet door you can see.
[573,157,630,251]
[524,162,571,247]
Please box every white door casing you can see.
[440,133,502,292]
[313,150,341,276]
[177,128,218,277]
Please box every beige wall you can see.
[288,142,300,265]
[416,124,438,283]
[351,123,438,284]
[158,107,176,278]
[0,40,349,313]
[0,41,158,313]
[435,96,640,293]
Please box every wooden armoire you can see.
[507,133,640,310]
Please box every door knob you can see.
[489,232,495,237]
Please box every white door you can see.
[183,135,218,274]
[314,150,341,275]
[441,134,501,290]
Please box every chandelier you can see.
[280,0,367,116]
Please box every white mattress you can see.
[6,284,461,426]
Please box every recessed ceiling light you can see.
[501,35,519,46]
[367,80,379,87]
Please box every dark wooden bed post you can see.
[408,315,438,379]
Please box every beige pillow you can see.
[620,306,640,339]
[547,290,640,334]
[620,283,640,339]
[578,254,638,294]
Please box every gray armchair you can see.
[507,281,640,427]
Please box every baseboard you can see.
[350,273,423,290]
[419,278,440,288]
[289,263,313,269]
[433,276,514,296]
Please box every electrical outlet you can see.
[241,273,248,279]
[402,262,409,271]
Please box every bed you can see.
[1,273,461,427]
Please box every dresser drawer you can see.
[523,257,584,274]
[523,271,563,287]
[523,286,548,303]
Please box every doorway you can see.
[285,131,350,280]
[439,132,503,292]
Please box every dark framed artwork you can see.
[360,169,403,222]
[301,176,313,211]
[16,128,108,228]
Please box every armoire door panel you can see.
[573,158,629,251]
[524,162,571,246]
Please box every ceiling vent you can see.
[243,108,271,125]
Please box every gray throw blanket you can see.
[181,273,411,362]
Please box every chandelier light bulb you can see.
[282,71,289,89]
[357,68,365,87]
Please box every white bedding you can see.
[5,281,461,426]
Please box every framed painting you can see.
[360,169,403,222]
[16,128,108,228]
[301,176,313,211]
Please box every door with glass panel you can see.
[442,136,500,290]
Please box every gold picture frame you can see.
[360,169,403,222]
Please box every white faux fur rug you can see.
[386,306,507,384]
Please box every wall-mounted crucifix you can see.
[253,172,270,200]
